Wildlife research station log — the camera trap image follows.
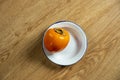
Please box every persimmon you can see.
[44,28,70,52]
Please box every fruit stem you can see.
[54,28,64,35]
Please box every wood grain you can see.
[0,0,120,80]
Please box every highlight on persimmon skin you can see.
[44,28,70,52]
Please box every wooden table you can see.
[0,0,120,80]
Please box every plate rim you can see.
[42,20,88,66]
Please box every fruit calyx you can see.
[54,28,65,35]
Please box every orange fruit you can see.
[44,28,70,52]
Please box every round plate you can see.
[42,21,87,66]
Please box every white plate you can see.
[42,21,87,66]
